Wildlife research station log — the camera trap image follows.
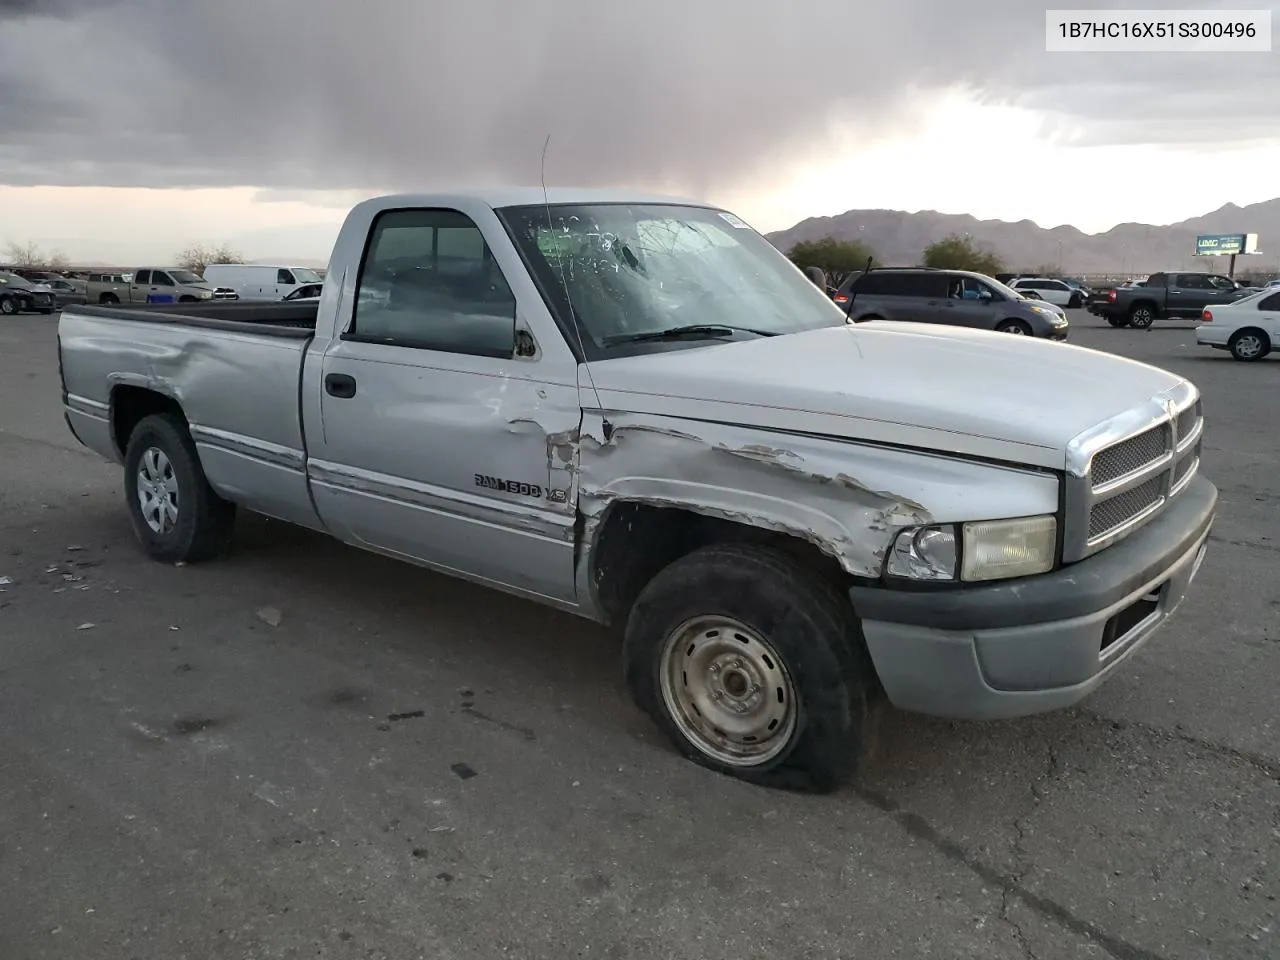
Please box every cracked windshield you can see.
[504,204,846,351]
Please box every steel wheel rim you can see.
[1236,335,1262,358]
[136,446,179,535]
[658,615,798,767]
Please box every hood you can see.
[585,322,1186,470]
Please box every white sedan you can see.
[1008,277,1084,308]
[1195,289,1280,361]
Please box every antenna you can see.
[843,255,874,322]
[541,133,608,434]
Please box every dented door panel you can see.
[309,341,581,604]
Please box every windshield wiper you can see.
[602,324,777,347]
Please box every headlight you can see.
[199,290,213,299]
[885,515,1057,583]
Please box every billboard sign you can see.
[1195,233,1259,256]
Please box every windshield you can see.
[170,270,204,284]
[293,267,323,283]
[497,203,849,357]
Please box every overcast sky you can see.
[1,0,1278,261]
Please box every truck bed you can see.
[59,301,322,530]
[67,300,319,334]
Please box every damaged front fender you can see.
[576,412,1059,580]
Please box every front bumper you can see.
[849,475,1216,720]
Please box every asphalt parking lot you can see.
[1,310,1276,960]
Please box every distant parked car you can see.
[832,267,1069,338]
[1196,289,1280,360]
[43,277,88,307]
[0,271,55,315]
[1008,277,1086,308]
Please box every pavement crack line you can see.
[853,784,1171,960]
[1077,710,1280,783]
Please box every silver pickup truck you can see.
[58,189,1217,792]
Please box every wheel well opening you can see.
[589,502,849,627]
[110,386,184,458]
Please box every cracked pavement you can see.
[1,312,1277,960]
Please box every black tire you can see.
[1228,328,1271,362]
[99,293,119,305]
[1107,316,1129,328]
[122,413,236,563]
[623,543,876,793]
[38,308,54,315]
[996,319,1032,335]
[179,295,197,303]
[1068,294,1083,309]
[0,296,16,316]
[1128,303,1156,329]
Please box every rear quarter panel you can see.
[58,309,321,529]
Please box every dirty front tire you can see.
[624,543,875,793]
[122,413,236,563]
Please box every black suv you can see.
[832,268,1069,339]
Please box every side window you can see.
[1045,280,1069,291]
[1012,279,1032,289]
[1175,274,1207,289]
[1258,292,1280,311]
[350,208,517,358]
[134,270,151,284]
[277,268,296,285]
[152,271,174,286]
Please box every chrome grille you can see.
[1090,424,1169,487]
[1064,384,1204,562]
[1088,475,1164,539]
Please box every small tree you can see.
[787,237,878,287]
[3,241,68,271]
[176,242,246,276]
[922,234,1005,275]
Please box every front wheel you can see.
[1229,328,1271,361]
[122,413,236,563]
[996,319,1032,335]
[0,297,16,315]
[624,543,876,792]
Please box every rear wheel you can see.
[1128,304,1156,329]
[122,413,236,563]
[996,319,1032,335]
[624,543,876,793]
[1228,328,1271,361]
[99,293,119,305]
[1068,294,1083,309]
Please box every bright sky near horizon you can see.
[2,3,1277,264]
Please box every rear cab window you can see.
[348,208,518,358]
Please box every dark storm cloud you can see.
[0,0,1276,193]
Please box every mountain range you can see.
[765,198,1280,278]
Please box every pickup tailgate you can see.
[59,304,320,529]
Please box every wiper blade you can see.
[602,324,777,347]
